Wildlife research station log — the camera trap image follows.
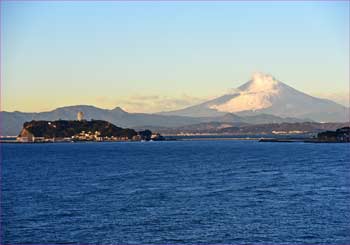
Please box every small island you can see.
[16,112,164,143]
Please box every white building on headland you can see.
[77,111,84,121]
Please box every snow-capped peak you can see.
[161,72,348,121]
[209,72,282,113]
[242,72,281,93]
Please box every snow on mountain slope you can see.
[211,73,280,112]
[160,73,349,122]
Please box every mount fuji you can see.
[160,73,349,122]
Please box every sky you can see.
[1,1,349,112]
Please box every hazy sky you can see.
[1,1,349,112]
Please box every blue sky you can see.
[1,1,349,112]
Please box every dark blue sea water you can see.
[1,140,350,244]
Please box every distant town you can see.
[259,127,350,143]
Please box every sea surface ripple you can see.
[2,140,350,243]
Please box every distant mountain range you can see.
[160,72,349,122]
[1,73,348,136]
[1,105,306,136]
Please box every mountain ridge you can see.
[1,73,348,136]
[1,105,308,136]
[159,72,349,121]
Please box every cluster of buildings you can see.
[17,131,73,143]
[272,130,306,135]
[71,130,132,142]
[17,130,164,143]
[17,130,165,143]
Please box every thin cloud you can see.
[94,94,211,113]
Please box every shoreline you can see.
[2,137,348,144]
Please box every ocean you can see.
[1,140,350,243]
